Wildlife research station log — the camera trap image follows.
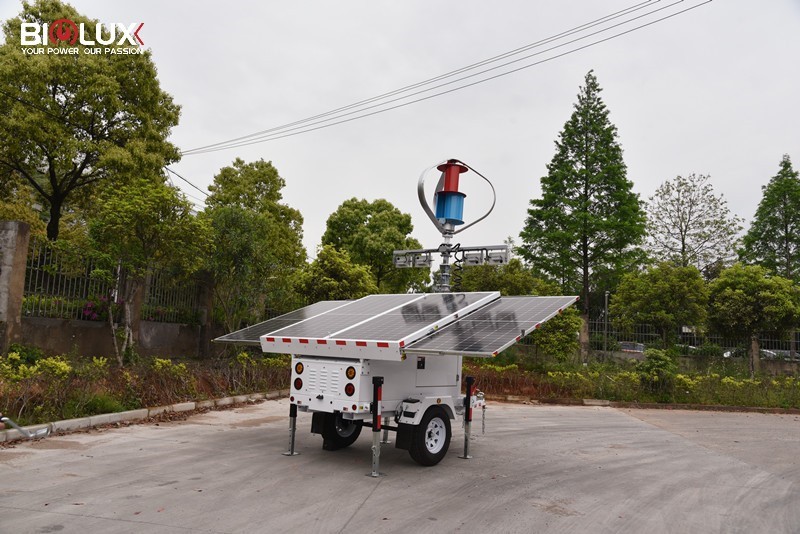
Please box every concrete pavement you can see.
[1,400,798,533]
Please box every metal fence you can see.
[141,270,200,324]
[23,239,114,321]
[585,320,798,357]
[23,240,202,324]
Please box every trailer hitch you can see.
[1,417,52,440]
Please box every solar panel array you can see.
[214,292,578,358]
[405,295,579,356]
[214,300,351,345]
[331,292,493,342]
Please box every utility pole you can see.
[603,290,610,358]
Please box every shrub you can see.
[7,343,45,365]
[637,349,678,398]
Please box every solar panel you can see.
[213,300,351,345]
[260,292,499,360]
[405,295,578,357]
[266,294,423,339]
[331,292,496,342]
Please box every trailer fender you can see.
[396,397,456,426]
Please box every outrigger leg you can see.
[381,416,391,444]
[459,376,475,459]
[368,376,384,477]
[282,403,300,456]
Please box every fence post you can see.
[0,221,31,355]
[196,270,214,358]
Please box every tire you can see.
[409,406,451,466]
[321,412,363,451]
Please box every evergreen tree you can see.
[519,70,645,357]
[740,155,800,280]
[740,154,800,358]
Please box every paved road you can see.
[1,401,798,533]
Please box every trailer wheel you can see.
[409,406,451,466]
[321,413,363,451]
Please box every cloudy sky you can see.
[2,0,799,259]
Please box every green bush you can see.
[63,393,125,419]
[7,343,45,365]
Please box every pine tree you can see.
[741,155,800,280]
[519,70,645,358]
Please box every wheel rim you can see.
[335,419,357,438]
[424,417,446,454]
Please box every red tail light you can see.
[344,383,355,396]
[294,378,303,390]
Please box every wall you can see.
[0,221,30,354]
[21,317,208,358]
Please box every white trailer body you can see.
[289,354,464,425]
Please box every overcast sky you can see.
[2,0,799,259]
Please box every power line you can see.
[165,166,209,197]
[181,0,711,155]
[181,0,658,154]
[184,0,687,155]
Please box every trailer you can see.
[215,159,578,473]
[217,290,577,470]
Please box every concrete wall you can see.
[0,221,30,354]
[21,317,207,358]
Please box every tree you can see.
[519,70,646,358]
[204,159,306,332]
[0,171,45,235]
[0,0,180,240]
[321,198,427,292]
[459,258,579,360]
[646,173,743,272]
[740,155,800,281]
[707,264,799,376]
[294,245,377,301]
[610,263,708,345]
[460,258,552,296]
[740,155,800,358]
[527,308,582,362]
[89,177,209,365]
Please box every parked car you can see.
[619,341,645,353]
[722,348,777,359]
